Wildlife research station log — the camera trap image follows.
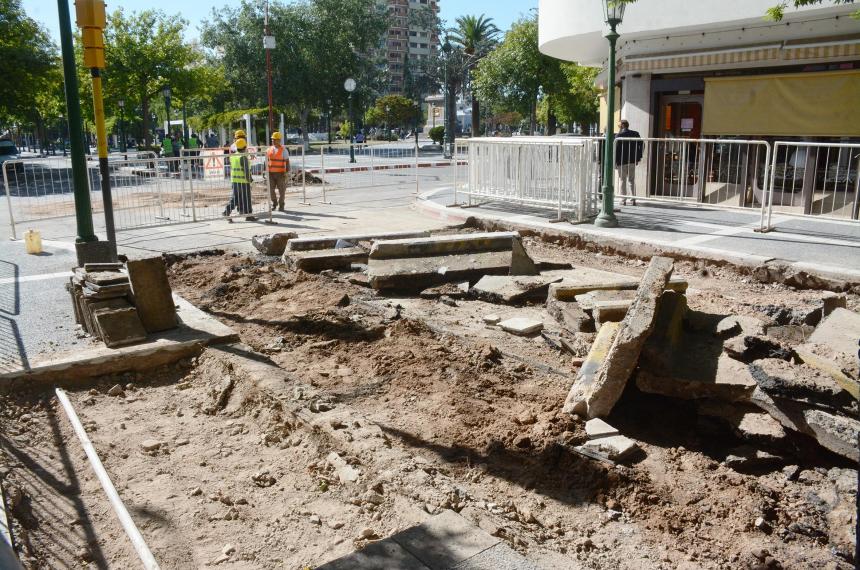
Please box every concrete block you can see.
[550,275,687,302]
[369,231,521,260]
[637,354,757,402]
[563,256,675,419]
[392,510,500,570]
[85,271,129,286]
[498,317,543,336]
[82,298,132,337]
[546,296,593,333]
[93,307,147,348]
[747,358,854,415]
[592,299,632,327]
[126,257,178,333]
[806,308,860,358]
[715,315,766,338]
[585,418,619,439]
[368,251,513,291]
[282,247,368,272]
[287,230,432,252]
[793,347,859,399]
[483,314,501,325]
[472,275,562,304]
[562,322,621,415]
[251,232,298,256]
[74,240,114,266]
[696,400,787,444]
[581,435,638,460]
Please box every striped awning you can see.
[623,47,781,73]
[783,41,860,61]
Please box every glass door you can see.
[653,96,704,198]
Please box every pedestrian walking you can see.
[223,138,255,221]
[187,132,202,177]
[266,131,290,212]
[615,119,643,206]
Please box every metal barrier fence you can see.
[761,141,859,228]
[463,137,602,223]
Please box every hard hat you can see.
[271,132,282,141]
[234,129,246,139]
[235,138,247,150]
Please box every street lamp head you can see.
[162,86,171,98]
[602,0,626,26]
[344,78,357,93]
[118,99,125,108]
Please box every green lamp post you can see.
[594,0,626,228]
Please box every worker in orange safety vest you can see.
[266,131,291,211]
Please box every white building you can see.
[539,0,860,140]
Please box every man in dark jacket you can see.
[615,120,643,206]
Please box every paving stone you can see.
[283,247,368,272]
[765,325,815,344]
[483,314,501,325]
[562,322,621,415]
[715,315,766,338]
[126,257,178,333]
[93,307,147,348]
[392,510,500,570]
[800,307,860,374]
[85,271,130,286]
[563,256,674,419]
[581,435,639,460]
[585,418,619,439]
[747,358,854,415]
[368,251,515,291]
[251,232,298,256]
[696,400,787,444]
[369,231,521,260]
[550,275,688,301]
[287,231,432,252]
[472,275,562,304]
[449,543,542,570]
[498,317,543,336]
[545,297,593,333]
[637,354,757,402]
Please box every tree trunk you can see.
[142,95,151,147]
[547,109,558,136]
[471,90,479,138]
[529,97,537,136]
[299,107,310,151]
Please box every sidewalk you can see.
[417,187,860,285]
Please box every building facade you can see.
[382,0,439,95]
[539,0,860,215]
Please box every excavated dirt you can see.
[1,235,857,569]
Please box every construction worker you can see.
[223,138,256,221]
[161,133,173,158]
[266,132,290,211]
[187,132,201,178]
[229,129,247,152]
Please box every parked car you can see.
[0,140,22,174]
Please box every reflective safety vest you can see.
[162,137,173,154]
[230,154,250,184]
[266,145,289,173]
[188,137,200,149]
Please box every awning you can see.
[624,46,781,73]
[702,69,860,137]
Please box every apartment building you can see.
[382,0,439,94]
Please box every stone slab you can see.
[251,232,298,256]
[126,257,178,333]
[84,270,129,286]
[747,358,854,415]
[593,299,633,327]
[637,354,757,402]
[545,297,593,333]
[472,275,562,304]
[498,317,543,336]
[93,307,147,348]
[807,308,860,355]
[282,247,368,272]
[563,256,675,418]
[581,435,639,460]
[369,231,521,260]
[793,347,859,399]
[368,251,514,291]
[574,289,637,311]
[392,510,501,570]
[585,418,619,439]
[287,230,432,252]
[550,275,688,301]
[563,322,621,416]
[696,400,787,443]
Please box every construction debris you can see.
[497,317,543,336]
[579,434,639,461]
[126,257,178,333]
[282,247,368,272]
[252,232,298,256]
[69,267,147,348]
[285,231,432,252]
[471,275,562,304]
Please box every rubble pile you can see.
[68,257,179,348]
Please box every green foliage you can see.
[428,126,445,145]
[766,0,859,20]
[373,95,420,128]
[339,120,354,139]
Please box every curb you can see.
[414,190,860,289]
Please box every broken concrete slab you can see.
[126,257,178,333]
[369,231,521,260]
[806,307,860,358]
[637,354,758,402]
[747,358,855,415]
[764,325,815,344]
[723,335,792,363]
[93,307,147,348]
[549,275,687,302]
[392,510,502,570]
[546,297,593,333]
[368,250,519,291]
[749,387,859,461]
[483,314,501,326]
[696,400,787,444]
[585,418,619,439]
[472,275,563,304]
[498,317,543,336]
[562,322,621,416]
[581,435,639,460]
[592,299,633,327]
[287,230,432,252]
[283,247,368,272]
[419,282,470,299]
[563,256,675,419]
[251,232,298,256]
[574,289,637,311]
[793,346,859,399]
[715,315,767,338]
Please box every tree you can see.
[473,17,560,135]
[0,0,59,136]
[102,8,200,145]
[373,95,420,129]
[449,14,499,137]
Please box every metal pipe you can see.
[55,388,160,570]
[2,163,18,240]
[90,69,117,260]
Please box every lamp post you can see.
[118,98,126,154]
[385,105,390,140]
[326,98,332,144]
[344,77,356,163]
[263,0,276,133]
[162,85,172,139]
[594,0,626,228]
[441,37,452,159]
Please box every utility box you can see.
[75,0,107,69]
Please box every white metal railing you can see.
[464,137,602,222]
[761,141,859,229]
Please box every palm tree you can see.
[449,15,500,137]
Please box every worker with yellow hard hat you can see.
[266,131,290,212]
[223,137,256,222]
[229,128,248,152]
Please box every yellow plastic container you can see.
[24,229,42,255]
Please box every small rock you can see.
[213,553,230,565]
[77,547,93,562]
[327,520,345,529]
[190,487,202,497]
[606,509,622,521]
[513,435,532,449]
[309,515,322,525]
[358,528,375,540]
[782,465,800,482]
[252,470,276,487]
[107,384,124,397]
[585,418,619,439]
[363,492,384,505]
[515,412,537,425]
[139,439,163,452]
[483,314,501,325]
[175,438,190,446]
[222,544,235,555]
[754,517,771,533]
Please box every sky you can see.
[23,0,539,43]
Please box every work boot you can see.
[222,207,230,217]
[278,202,285,212]
[631,199,637,206]
[621,199,627,206]
[245,216,257,221]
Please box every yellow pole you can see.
[90,69,116,254]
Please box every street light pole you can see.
[163,86,172,139]
[264,0,275,134]
[595,0,626,229]
[345,77,356,163]
[326,99,332,144]
[118,98,126,154]
[442,37,452,159]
